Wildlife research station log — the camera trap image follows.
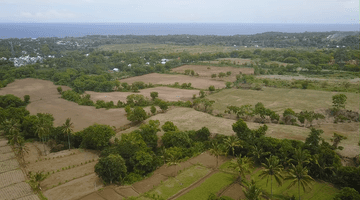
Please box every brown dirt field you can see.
[41,162,98,190]
[132,173,168,193]
[0,169,25,188]
[203,58,254,65]
[0,159,19,173]
[43,173,103,200]
[26,150,98,173]
[187,152,230,169]
[154,161,194,177]
[114,186,140,198]
[0,139,8,147]
[220,183,245,200]
[171,65,254,82]
[0,182,34,200]
[314,122,359,158]
[86,86,199,103]
[119,73,226,89]
[0,152,15,162]
[16,194,41,200]
[115,107,309,141]
[97,187,125,200]
[78,193,106,200]
[0,145,12,154]
[0,78,131,132]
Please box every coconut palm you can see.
[209,142,226,168]
[35,122,50,156]
[285,164,314,200]
[289,148,311,166]
[166,154,181,181]
[229,154,253,184]
[15,136,29,166]
[258,155,284,199]
[62,118,74,150]
[249,145,270,166]
[223,135,242,157]
[243,179,263,200]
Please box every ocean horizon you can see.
[0,23,359,39]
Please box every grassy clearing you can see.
[208,87,359,113]
[98,43,234,54]
[176,172,236,200]
[251,170,339,200]
[144,165,211,199]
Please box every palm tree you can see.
[289,148,311,166]
[243,179,263,200]
[249,145,270,166]
[27,171,49,192]
[15,136,29,166]
[258,155,284,199]
[62,118,74,150]
[35,123,50,156]
[285,164,314,200]
[223,135,242,157]
[209,142,225,168]
[166,153,181,177]
[229,154,253,184]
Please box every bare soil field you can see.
[314,122,359,158]
[207,87,359,113]
[201,58,254,65]
[257,75,360,83]
[0,78,131,132]
[171,65,254,82]
[86,86,199,103]
[116,107,309,140]
[119,73,226,89]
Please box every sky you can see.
[0,0,358,23]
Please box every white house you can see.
[113,68,119,72]
[145,62,150,65]
[128,64,132,67]
[161,62,166,64]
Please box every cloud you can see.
[20,10,78,20]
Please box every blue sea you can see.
[0,23,359,39]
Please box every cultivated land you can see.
[0,78,131,132]
[257,75,360,83]
[98,43,235,54]
[0,135,40,200]
[119,73,226,89]
[207,87,360,114]
[85,86,199,103]
[171,65,254,82]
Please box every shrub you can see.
[158,101,168,112]
[150,92,158,100]
[150,105,156,115]
[78,124,116,150]
[225,82,232,88]
[127,106,147,123]
[226,71,232,76]
[24,95,30,104]
[211,74,217,78]
[209,85,215,91]
[57,86,63,94]
[161,121,179,132]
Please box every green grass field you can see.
[144,165,211,199]
[252,170,339,200]
[176,172,236,200]
[207,87,359,113]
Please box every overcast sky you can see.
[0,0,358,23]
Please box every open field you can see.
[201,58,254,65]
[207,87,360,114]
[86,86,199,103]
[119,73,226,89]
[176,172,235,200]
[251,169,339,200]
[0,78,131,132]
[171,65,254,82]
[99,43,235,54]
[257,75,360,83]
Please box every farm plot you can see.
[252,170,339,200]
[207,87,360,113]
[0,182,34,200]
[171,65,254,82]
[0,170,25,188]
[201,58,254,65]
[0,159,19,173]
[119,73,225,89]
[176,172,236,200]
[0,78,130,132]
[115,107,309,141]
[86,86,199,103]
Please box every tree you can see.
[95,154,127,184]
[258,155,284,199]
[35,114,53,156]
[332,94,347,111]
[285,164,314,200]
[225,82,232,89]
[211,74,217,78]
[79,124,115,150]
[127,106,147,123]
[223,135,242,156]
[304,128,323,154]
[158,101,168,112]
[209,85,215,91]
[199,90,206,98]
[62,118,73,150]
[330,133,347,150]
[232,119,252,141]
[209,142,225,168]
[162,131,192,148]
[161,121,178,132]
[137,120,160,150]
[243,180,263,200]
[57,86,63,94]
[24,95,30,104]
[150,92,158,100]
[26,171,49,192]
[289,148,311,166]
[229,155,253,184]
[249,145,270,166]
[166,152,182,177]
[334,187,360,200]
[150,105,156,115]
